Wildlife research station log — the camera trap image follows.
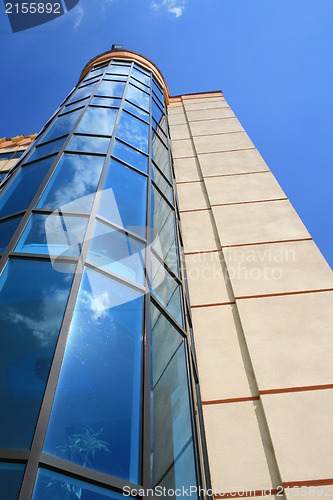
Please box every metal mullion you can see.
[40,453,142,495]
[84,261,145,294]
[152,181,174,211]
[94,214,147,244]
[64,149,107,158]
[17,65,114,500]
[122,107,150,127]
[0,211,25,224]
[31,208,90,218]
[0,450,29,461]
[10,253,79,264]
[141,67,153,493]
[0,70,108,279]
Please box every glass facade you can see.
[0,54,203,499]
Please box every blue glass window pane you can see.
[0,172,7,182]
[98,159,147,238]
[152,163,173,205]
[0,463,25,500]
[68,83,97,104]
[117,111,149,153]
[153,119,168,146]
[96,81,126,98]
[43,267,143,482]
[67,135,110,153]
[104,75,128,83]
[152,99,167,134]
[92,96,121,108]
[151,304,197,494]
[151,187,179,275]
[152,134,171,181]
[77,107,118,136]
[26,136,66,164]
[88,220,145,285]
[33,468,128,500]
[13,150,24,159]
[153,78,164,104]
[107,65,130,76]
[42,109,82,143]
[0,216,22,253]
[38,154,104,213]
[0,157,54,219]
[132,67,151,87]
[0,258,75,449]
[79,78,100,89]
[126,84,149,112]
[15,214,88,257]
[123,100,149,121]
[151,253,183,326]
[0,151,14,160]
[83,69,104,81]
[112,140,147,174]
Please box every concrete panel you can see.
[205,172,285,205]
[177,182,207,212]
[180,210,218,253]
[168,112,187,126]
[174,157,201,182]
[190,117,244,137]
[187,107,235,121]
[192,305,256,400]
[171,139,196,159]
[212,200,310,246]
[185,252,231,306]
[184,100,230,111]
[224,240,333,297]
[167,105,185,116]
[237,291,333,390]
[182,96,224,104]
[261,390,333,482]
[203,401,280,492]
[170,123,190,141]
[193,132,254,154]
[198,149,269,177]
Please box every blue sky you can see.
[0,0,332,267]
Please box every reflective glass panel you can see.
[0,157,54,219]
[98,159,147,237]
[0,151,14,160]
[0,172,7,182]
[0,258,75,449]
[0,463,25,500]
[151,187,178,275]
[77,107,118,136]
[91,96,121,108]
[96,80,126,98]
[107,65,130,76]
[152,99,167,135]
[15,214,88,257]
[152,134,172,181]
[67,135,110,153]
[151,253,183,326]
[132,66,151,86]
[130,76,149,93]
[125,84,149,112]
[152,163,173,204]
[83,69,104,81]
[112,140,147,174]
[151,305,197,496]
[33,468,127,500]
[153,78,164,104]
[0,216,22,253]
[153,119,168,146]
[117,111,149,153]
[26,136,66,164]
[88,220,145,285]
[41,109,82,143]
[38,154,104,213]
[68,82,97,104]
[79,78,100,89]
[43,267,143,482]
[38,153,104,212]
[123,100,149,121]
[104,75,128,83]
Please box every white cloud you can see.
[73,5,85,29]
[150,0,186,17]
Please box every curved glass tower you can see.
[0,50,206,499]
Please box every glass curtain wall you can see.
[0,57,201,499]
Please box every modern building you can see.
[0,48,332,500]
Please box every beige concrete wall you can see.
[168,93,333,499]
